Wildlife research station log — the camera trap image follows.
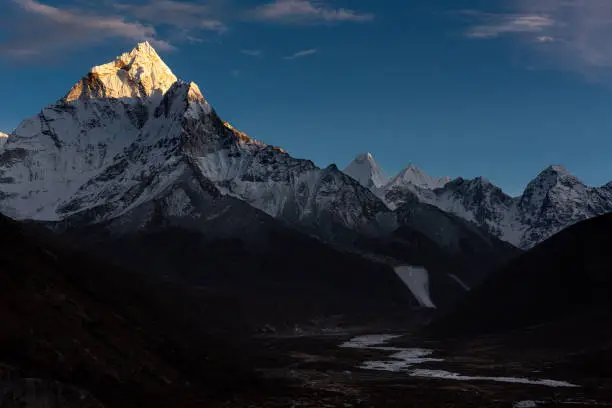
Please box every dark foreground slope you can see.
[0,213,265,407]
[58,220,419,330]
[430,212,612,338]
[54,188,519,329]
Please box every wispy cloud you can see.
[251,0,374,24]
[464,12,555,39]
[241,49,262,57]
[462,0,612,80]
[114,0,227,34]
[1,0,372,62]
[1,0,175,58]
[283,48,318,60]
[535,35,555,43]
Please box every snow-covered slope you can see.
[343,153,388,189]
[0,132,8,148]
[359,163,451,211]
[517,165,612,248]
[370,162,612,249]
[387,163,451,192]
[0,42,389,234]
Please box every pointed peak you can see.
[400,163,421,173]
[534,164,579,182]
[474,176,491,185]
[353,152,376,163]
[390,163,451,190]
[187,82,205,102]
[544,164,570,175]
[343,152,387,189]
[134,41,158,55]
[525,164,583,194]
[65,42,177,102]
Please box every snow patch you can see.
[394,266,436,308]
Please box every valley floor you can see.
[220,323,612,408]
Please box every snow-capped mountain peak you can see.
[343,152,388,189]
[64,41,177,103]
[0,42,390,236]
[0,132,8,148]
[387,163,451,190]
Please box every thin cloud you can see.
[2,0,173,59]
[283,48,317,60]
[464,12,555,39]
[535,36,555,43]
[186,36,206,44]
[462,0,612,80]
[241,49,262,57]
[251,0,374,24]
[114,0,227,34]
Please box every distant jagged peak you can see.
[64,41,177,102]
[355,152,375,162]
[389,162,451,190]
[528,164,583,190]
[343,152,388,189]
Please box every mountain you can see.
[343,152,388,189]
[0,131,7,147]
[351,159,612,249]
[0,42,388,238]
[382,163,451,209]
[517,165,612,248]
[428,212,612,337]
[0,42,519,322]
[0,212,267,407]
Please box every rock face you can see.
[343,153,612,249]
[421,167,612,249]
[0,42,389,236]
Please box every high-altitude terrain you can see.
[344,153,612,249]
[0,42,517,318]
[1,41,611,407]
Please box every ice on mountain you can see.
[394,266,436,308]
[0,42,389,236]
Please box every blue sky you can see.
[2,0,612,196]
